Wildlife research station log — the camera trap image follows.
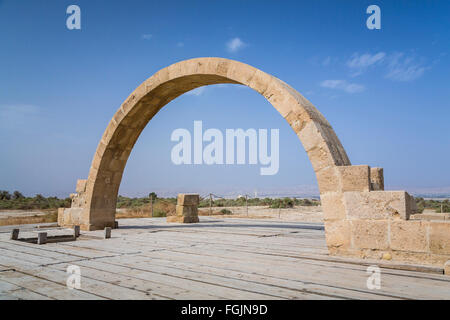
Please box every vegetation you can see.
[220,208,232,215]
[415,197,450,213]
[0,190,71,210]
[198,196,320,208]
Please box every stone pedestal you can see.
[167,194,199,223]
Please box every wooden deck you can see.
[0,217,449,300]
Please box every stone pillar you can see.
[167,194,200,223]
[370,167,384,191]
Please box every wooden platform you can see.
[0,217,449,300]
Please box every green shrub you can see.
[220,208,232,215]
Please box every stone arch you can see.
[58,57,450,269]
[73,57,350,230]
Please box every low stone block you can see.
[104,227,112,239]
[73,225,80,238]
[175,205,198,217]
[10,229,19,240]
[390,220,428,253]
[37,232,47,245]
[429,222,450,255]
[177,194,199,206]
[351,220,389,250]
[337,165,370,192]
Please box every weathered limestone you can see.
[56,57,450,271]
[167,194,200,223]
[73,225,80,238]
[37,232,47,245]
[445,261,450,275]
[10,229,19,240]
[104,227,111,239]
[370,167,384,191]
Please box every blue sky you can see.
[0,0,449,197]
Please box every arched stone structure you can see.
[58,57,450,269]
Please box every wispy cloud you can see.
[346,52,386,76]
[226,37,246,53]
[385,52,428,82]
[186,87,206,96]
[320,80,365,93]
[176,42,184,47]
[141,34,153,40]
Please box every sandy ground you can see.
[0,210,48,219]
[199,205,324,223]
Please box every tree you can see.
[0,191,11,200]
[12,191,24,200]
[148,192,157,199]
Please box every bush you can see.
[220,208,232,215]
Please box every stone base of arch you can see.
[58,164,450,269]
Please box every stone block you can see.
[73,225,80,238]
[37,232,47,245]
[390,220,429,253]
[177,194,199,206]
[429,222,450,255]
[10,229,19,240]
[305,142,335,173]
[176,205,198,217]
[316,166,339,194]
[344,191,411,220]
[76,179,87,194]
[337,165,370,192]
[298,121,326,152]
[370,167,384,191]
[351,220,389,250]
[324,220,351,249]
[104,227,112,239]
[320,192,346,221]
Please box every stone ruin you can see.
[57,57,450,272]
[167,194,200,223]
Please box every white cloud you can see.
[186,87,206,96]
[141,34,153,40]
[320,80,365,93]
[346,52,386,76]
[226,37,246,53]
[385,52,428,82]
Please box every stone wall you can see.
[323,165,450,268]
